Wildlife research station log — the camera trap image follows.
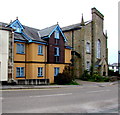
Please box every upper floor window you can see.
[38,45,43,55]
[13,23,22,33]
[55,39,59,45]
[86,42,90,53]
[54,29,59,39]
[16,67,24,77]
[17,44,25,54]
[97,39,101,59]
[38,67,43,77]
[54,47,60,56]
[54,67,60,76]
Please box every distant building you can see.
[62,7,108,77]
[109,63,118,72]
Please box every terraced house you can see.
[0,19,71,84]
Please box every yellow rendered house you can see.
[1,19,71,84]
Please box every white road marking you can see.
[29,93,72,98]
[87,89,111,93]
[0,97,3,100]
[2,89,53,91]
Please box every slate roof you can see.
[23,25,46,42]
[62,20,91,32]
[38,24,57,38]
[0,21,70,47]
[14,33,26,41]
[0,22,8,27]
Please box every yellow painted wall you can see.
[26,43,47,62]
[65,48,71,63]
[14,42,47,62]
[14,42,71,83]
[14,42,25,61]
[26,63,46,79]
[46,64,68,83]
[14,63,70,83]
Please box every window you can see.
[38,45,43,55]
[55,39,59,45]
[38,67,43,77]
[13,23,22,33]
[55,56,59,62]
[54,47,60,56]
[16,67,24,77]
[17,44,25,54]
[86,61,90,71]
[86,42,90,53]
[54,29,59,39]
[54,67,60,76]
[97,40,101,58]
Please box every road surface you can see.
[2,83,118,113]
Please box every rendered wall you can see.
[0,30,9,81]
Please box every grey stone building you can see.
[62,7,108,77]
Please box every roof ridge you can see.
[39,24,57,31]
[23,25,40,31]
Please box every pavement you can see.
[0,80,119,90]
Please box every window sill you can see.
[16,76,25,78]
[38,54,43,56]
[38,76,43,77]
[17,53,25,54]
[54,55,60,56]
[55,37,59,39]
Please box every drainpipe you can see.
[71,30,74,77]
[11,31,14,83]
[44,45,47,84]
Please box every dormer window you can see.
[13,23,22,33]
[54,29,59,39]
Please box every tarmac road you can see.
[2,82,118,113]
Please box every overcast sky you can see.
[0,0,118,64]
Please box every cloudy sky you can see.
[0,0,118,64]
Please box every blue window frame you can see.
[38,67,43,77]
[16,67,24,77]
[54,47,60,56]
[54,67,60,76]
[13,23,22,33]
[54,29,59,39]
[38,45,43,55]
[16,44,25,54]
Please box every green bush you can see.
[80,70,109,82]
[54,66,75,85]
[80,70,91,81]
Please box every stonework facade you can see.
[62,7,108,77]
